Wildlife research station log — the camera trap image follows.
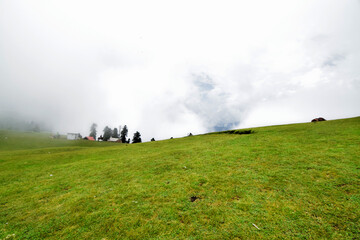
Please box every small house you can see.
[84,136,95,141]
[108,137,120,142]
[67,133,81,140]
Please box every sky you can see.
[1,0,359,141]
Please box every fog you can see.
[1,0,359,141]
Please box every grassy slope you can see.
[0,117,359,239]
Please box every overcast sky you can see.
[1,0,359,141]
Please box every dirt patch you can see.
[190,196,200,202]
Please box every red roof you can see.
[87,136,95,141]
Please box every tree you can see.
[112,128,119,138]
[90,123,97,140]
[103,126,112,141]
[120,125,128,143]
[132,131,142,143]
[151,138,155,141]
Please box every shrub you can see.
[222,129,254,135]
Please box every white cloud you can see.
[1,0,359,140]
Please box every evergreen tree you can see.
[132,131,142,143]
[90,123,97,140]
[112,128,119,138]
[120,125,128,143]
[151,138,155,141]
[103,126,112,141]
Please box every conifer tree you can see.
[90,123,97,139]
[112,128,119,138]
[103,126,112,141]
[120,125,128,143]
[132,131,142,143]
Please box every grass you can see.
[0,117,359,239]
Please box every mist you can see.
[1,0,359,141]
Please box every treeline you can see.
[89,123,142,144]
[0,117,50,133]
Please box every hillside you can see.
[0,117,359,239]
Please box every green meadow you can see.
[0,117,359,239]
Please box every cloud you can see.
[184,72,244,132]
[238,81,360,129]
[0,0,359,141]
[322,54,345,67]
